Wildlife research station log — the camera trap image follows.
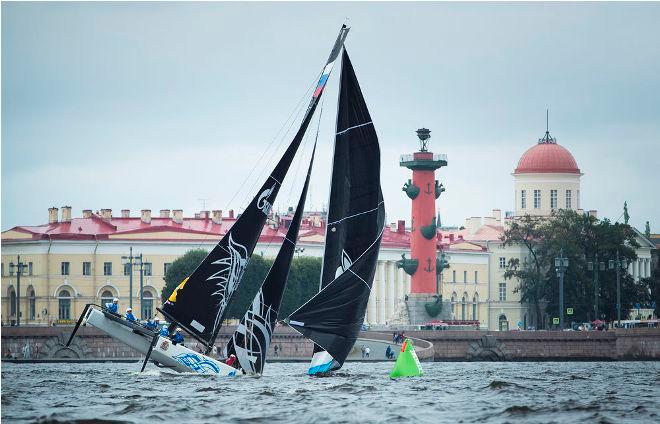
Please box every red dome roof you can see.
[514,141,580,174]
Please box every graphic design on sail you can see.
[287,49,385,374]
[226,144,317,374]
[158,25,350,349]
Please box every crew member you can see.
[105,298,119,314]
[225,354,237,367]
[125,308,136,322]
[160,323,170,337]
[145,317,160,330]
[171,328,184,345]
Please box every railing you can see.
[400,153,448,163]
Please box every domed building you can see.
[513,129,582,217]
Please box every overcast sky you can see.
[2,2,659,233]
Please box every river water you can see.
[2,361,659,423]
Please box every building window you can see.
[123,263,131,276]
[463,271,467,284]
[461,295,467,320]
[499,257,506,269]
[533,190,541,209]
[164,263,172,275]
[499,282,507,301]
[58,290,72,320]
[28,262,33,276]
[61,262,70,276]
[472,295,478,320]
[521,190,526,209]
[142,290,154,320]
[83,262,91,276]
[28,289,36,320]
[550,189,557,209]
[9,289,16,316]
[143,262,153,276]
[566,190,572,209]
[100,290,114,306]
[103,262,112,276]
[1,263,4,276]
[474,271,478,284]
[452,270,456,284]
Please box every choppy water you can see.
[2,361,659,423]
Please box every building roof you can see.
[514,139,580,175]
[1,212,419,249]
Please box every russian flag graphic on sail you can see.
[313,63,335,98]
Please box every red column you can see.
[410,152,437,294]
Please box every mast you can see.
[158,25,350,350]
[287,49,385,374]
[226,143,317,374]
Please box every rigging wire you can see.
[235,73,323,214]
[183,75,319,254]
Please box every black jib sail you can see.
[159,26,349,349]
[226,143,316,374]
[287,49,385,374]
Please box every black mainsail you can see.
[226,144,316,374]
[159,26,349,349]
[287,49,385,374]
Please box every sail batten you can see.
[288,48,385,372]
[159,25,349,349]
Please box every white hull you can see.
[84,307,240,376]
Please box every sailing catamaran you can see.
[66,25,349,375]
[68,23,384,377]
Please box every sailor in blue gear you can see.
[160,324,170,337]
[171,328,184,345]
[145,317,160,330]
[105,298,119,314]
[125,308,136,322]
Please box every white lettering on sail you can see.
[207,234,249,333]
[335,249,353,278]
[257,183,276,215]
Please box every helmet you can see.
[113,298,119,303]
[154,317,160,322]
[126,308,132,312]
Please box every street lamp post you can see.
[587,254,605,321]
[608,251,628,327]
[137,253,144,320]
[9,256,28,326]
[555,250,569,329]
[121,247,142,310]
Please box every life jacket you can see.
[105,303,118,313]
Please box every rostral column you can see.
[398,128,447,294]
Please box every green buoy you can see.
[389,338,423,378]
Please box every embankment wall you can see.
[2,326,659,361]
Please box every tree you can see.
[502,209,646,328]
[501,214,547,328]
[642,263,659,317]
